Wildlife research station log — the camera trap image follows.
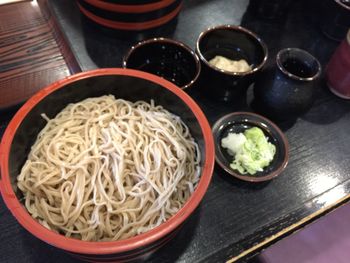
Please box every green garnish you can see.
[221,127,276,175]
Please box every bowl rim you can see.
[122,37,201,90]
[212,111,289,182]
[0,68,214,255]
[196,24,268,76]
[276,48,322,82]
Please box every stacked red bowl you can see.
[77,0,183,31]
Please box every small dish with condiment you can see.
[196,25,268,102]
[212,112,289,182]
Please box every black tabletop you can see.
[1,0,350,262]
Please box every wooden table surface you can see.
[1,0,350,262]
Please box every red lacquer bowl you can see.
[77,0,183,31]
[0,68,214,262]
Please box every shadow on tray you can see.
[300,77,350,125]
[216,164,271,191]
[148,206,201,263]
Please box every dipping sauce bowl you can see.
[196,25,268,102]
[123,38,201,90]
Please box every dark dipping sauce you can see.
[138,60,192,87]
[124,41,199,89]
[282,58,314,78]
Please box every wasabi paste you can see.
[221,127,276,175]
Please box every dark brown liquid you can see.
[139,61,191,87]
[282,58,313,78]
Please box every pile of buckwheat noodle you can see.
[17,95,200,241]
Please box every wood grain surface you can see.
[0,0,80,109]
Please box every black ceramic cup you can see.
[321,0,350,41]
[123,38,201,90]
[253,48,322,121]
[196,25,268,102]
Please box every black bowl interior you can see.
[124,42,199,88]
[277,49,321,79]
[213,113,287,179]
[8,74,205,198]
[198,27,266,70]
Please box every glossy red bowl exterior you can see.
[77,0,183,31]
[0,68,214,262]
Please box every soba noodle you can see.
[17,95,200,241]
